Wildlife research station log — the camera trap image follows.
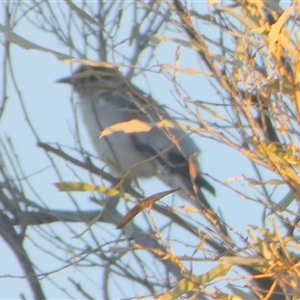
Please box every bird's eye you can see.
[77,75,98,84]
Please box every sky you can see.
[0,1,291,299]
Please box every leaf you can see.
[226,284,255,300]
[209,0,217,6]
[157,263,233,300]
[65,0,101,26]
[99,119,191,138]
[100,119,152,137]
[130,23,140,46]
[214,5,258,30]
[219,256,269,268]
[268,6,293,56]
[161,64,205,75]
[158,119,189,131]
[275,191,295,210]
[234,41,248,65]
[150,36,192,48]
[188,153,199,196]
[174,46,180,80]
[116,189,178,229]
[254,139,300,185]
[0,24,70,61]
[260,241,273,260]
[247,178,285,186]
[261,79,296,95]
[54,182,121,197]
[194,101,229,121]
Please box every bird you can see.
[57,64,215,210]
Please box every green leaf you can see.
[54,182,122,197]
[219,256,269,268]
[0,24,70,61]
[65,0,101,26]
[157,263,233,299]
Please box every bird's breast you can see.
[78,94,157,178]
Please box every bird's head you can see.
[57,64,123,95]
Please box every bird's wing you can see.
[110,86,215,209]
[131,126,214,210]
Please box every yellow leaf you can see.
[54,182,121,197]
[268,6,293,55]
[100,119,152,137]
[157,119,189,131]
[157,264,233,300]
[100,119,192,138]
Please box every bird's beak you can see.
[56,76,71,84]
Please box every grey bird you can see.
[57,65,215,210]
